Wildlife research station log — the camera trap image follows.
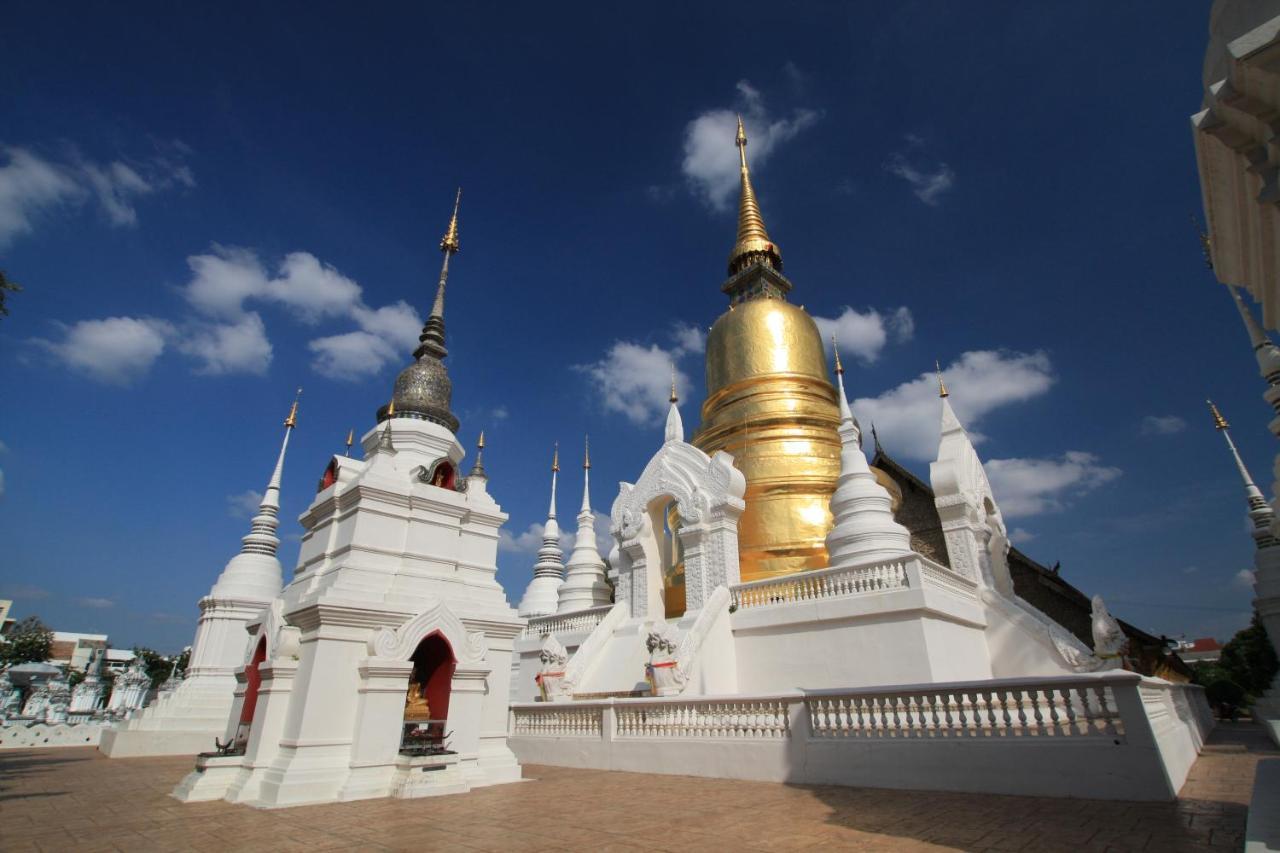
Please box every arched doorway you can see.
[401,633,456,753]
[659,500,686,619]
[240,637,267,725]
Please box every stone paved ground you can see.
[1,722,1274,852]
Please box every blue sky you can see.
[0,2,1266,652]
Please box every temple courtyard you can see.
[0,722,1271,853]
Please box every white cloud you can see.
[1183,566,1199,575]
[682,80,820,211]
[32,316,173,385]
[310,331,399,381]
[226,489,263,518]
[1141,415,1187,436]
[0,144,194,246]
[74,596,114,609]
[814,306,914,364]
[885,148,955,206]
[578,325,705,427]
[1235,569,1256,588]
[853,350,1055,460]
[1009,527,1037,544]
[492,406,510,421]
[178,313,272,375]
[984,451,1121,518]
[179,246,422,381]
[500,511,613,558]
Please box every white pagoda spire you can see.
[557,436,612,614]
[210,389,300,601]
[518,445,566,617]
[664,366,684,443]
[825,343,911,567]
[1210,400,1280,555]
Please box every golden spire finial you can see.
[552,442,559,473]
[727,116,781,275]
[1208,399,1229,430]
[935,361,949,398]
[670,364,679,404]
[344,427,354,456]
[387,398,396,417]
[477,429,485,449]
[832,337,844,376]
[440,187,461,253]
[284,387,302,428]
[584,434,591,469]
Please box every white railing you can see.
[917,558,979,598]
[730,558,910,611]
[521,604,613,639]
[511,705,602,737]
[806,677,1122,739]
[616,698,789,739]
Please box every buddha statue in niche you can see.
[403,667,432,722]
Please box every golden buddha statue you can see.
[690,116,900,588]
[403,669,432,722]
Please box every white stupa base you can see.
[518,576,563,618]
[1253,691,1280,748]
[100,674,236,757]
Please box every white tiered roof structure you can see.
[172,191,523,807]
[101,394,299,757]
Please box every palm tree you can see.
[0,269,21,317]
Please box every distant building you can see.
[103,648,137,674]
[0,599,16,636]
[48,632,108,672]
[1177,637,1225,664]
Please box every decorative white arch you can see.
[610,440,745,618]
[367,599,488,666]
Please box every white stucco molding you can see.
[610,440,746,618]
[367,599,489,666]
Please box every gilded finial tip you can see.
[284,387,302,428]
[935,361,949,398]
[1208,399,1229,430]
[831,337,844,375]
[669,364,679,404]
[552,442,559,473]
[440,188,461,253]
[477,429,485,449]
[584,434,591,469]
[345,427,354,446]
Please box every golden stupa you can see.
[691,117,898,585]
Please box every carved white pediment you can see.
[367,599,488,665]
[610,442,745,542]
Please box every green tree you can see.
[1218,614,1279,699]
[131,647,174,690]
[0,269,21,318]
[0,616,54,665]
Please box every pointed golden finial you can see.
[477,429,485,449]
[284,387,302,428]
[670,364,679,404]
[387,398,396,417]
[584,434,591,469]
[832,337,844,376]
[440,187,461,253]
[728,115,781,275]
[935,361,949,398]
[552,442,559,472]
[1208,399,1229,430]
[344,427,354,456]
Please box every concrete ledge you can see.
[100,727,218,758]
[1247,758,1280,853]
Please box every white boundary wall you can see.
[510,672,1212,802]
[1,722,108,749]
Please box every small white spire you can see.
[557,435,611,613]
[825,358,911,567]
[831,338,860,446]
[664,365,684,443]
[1210,400,1278,553]
[518,445,567,617]
[1230,286,1280,395]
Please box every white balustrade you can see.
[806,678,1123,739]
[730,558,910,611]
[615,699,790,739]
[511,705,602,737]
[521,604,613,639]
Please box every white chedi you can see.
[557,438,611,614]
[825,349,912,567]
[518,447,567,617]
